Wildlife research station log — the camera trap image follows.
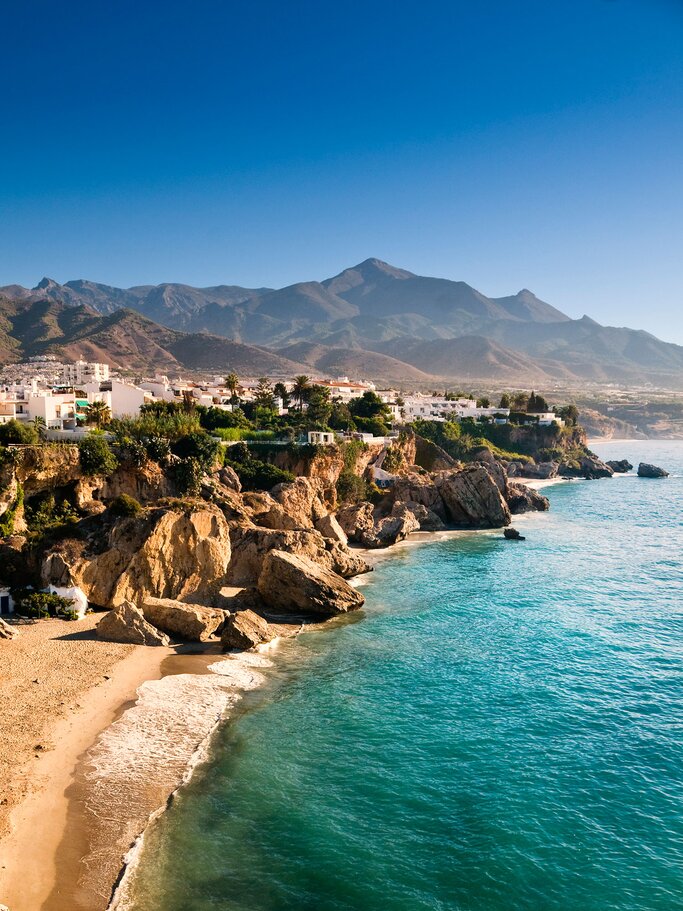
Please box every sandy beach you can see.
[0,615,173,911]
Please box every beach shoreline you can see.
[0,481,569,911]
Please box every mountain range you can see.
[2,258,683,388]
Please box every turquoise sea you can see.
[121,441,683,911]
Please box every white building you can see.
[61,360,110,386]
[0,588,15,616]
[527,412,564,427]
[315,377,375,402]
[82,380,148,418]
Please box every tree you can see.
[32,415,47,439]
[86,400,111,429]
[557,404,579,426]
[273,382,290,409]
[78,434,118,476]
[0,419,38,445]
[476,396,491,408]
[528,391,550,413]
[305,385,332,426]
[511,392,529,412]
[349,391,392,423]
[254,377,276,412]
[225,373,239,397]
[328,401,355,431]
[292,375,311,410]
[499,393,511,408]
[182,390,196,413]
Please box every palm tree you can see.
[292,375,310,410]
[32,415,47,439]
[86,400,112,429]
[225,373,239,397]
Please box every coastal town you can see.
[0,355,564,438]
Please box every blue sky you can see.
[2,0,683,342]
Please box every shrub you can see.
[336,469,368,504]
[0,483,24,537]
[171,431,221,471]
[24,492,80,540]
[0,419,38,445]
[172,457,205,495]
[109,493,142,517]
[224,457,294,492]
[79,434,118,476]
[14,591,75,619]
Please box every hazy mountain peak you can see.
[34,276,61,291]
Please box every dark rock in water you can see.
[606,459,633,473]
[507,481,550,514]
[559,453,613,480]
[504,527,525,540]
[637,462,669,478]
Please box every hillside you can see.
[4,258,683,387]
[0,297,307,376]
[276,341,433,384]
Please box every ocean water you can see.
[117,441,683,911]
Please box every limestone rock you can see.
[0,618,17,639]
[315,512,348,546]
[504,527,525,541]
[217,465,242,491]
[269,477,328,528]
[371,503,420,548]
[43,503,231,608]
[141,597,225,641]
[606,459,633,473]
[391,474,447,521]
[221,609,272,650]
[436,466,511,528]
[336,502,377,545]
[559,454,613,480]
[399,500,446,531]
[257,550,364,616]
[97,601,170,646]
[637,462,669,478]
[506,481,550,514]
[228,525,368,584]
[519,461,559,480]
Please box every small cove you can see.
[112,441,683,911]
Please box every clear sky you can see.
[2,0,683,342]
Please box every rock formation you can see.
[0,618,17,639]
[507,481,550,514]
[43,503,231,608]
[435,466,511,527]
[606,459,633,473]
[221,609,272,650]
[141,597,225,641]
[97,601,170,646]
[637,463,669,478]
[257,550,365,616]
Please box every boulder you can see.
[257,550,364,616]
[435,466,511,528]
[506,481,550,514]
[43,503,231,608]
[606,459,633,473]
[217,465,242,492]
[400,500,446,531]
[0,618,17,639]
[637,462,669,478]
[519,461,559,480]
[315,512,348,546]
[228,525,369,584]
[221,609,272,650]
[391,474,447,521]
[559,454,613,480]
[336,502,377,545]
[371,504,420,548]
[141,597,225,641]
[97,601,170,646]
[504,527,525,541]
[269,477,328,528]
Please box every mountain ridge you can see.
[3,258,683,387]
